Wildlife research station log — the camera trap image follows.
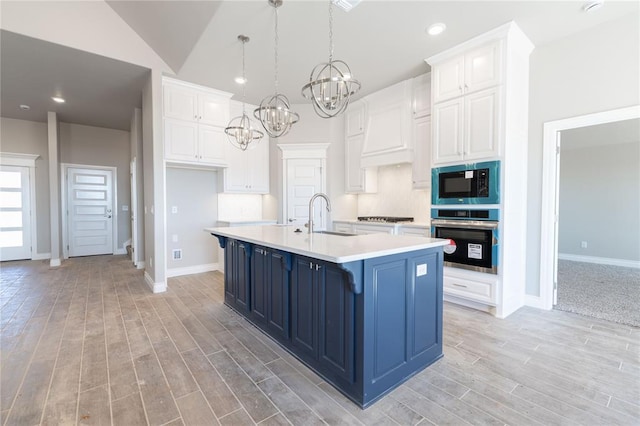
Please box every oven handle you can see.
[431,219,499,229]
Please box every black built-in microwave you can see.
[431,160,500,205]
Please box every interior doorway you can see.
[555,119,640,326]
[63,164,117,257]
[0,165,32,261]
[539,106,640,320]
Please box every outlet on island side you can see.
[581,241,588,249]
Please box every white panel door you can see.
[0,166,32,261]
[68,167,114,257]
[286,159,324,228]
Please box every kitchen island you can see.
[205,225,448,408]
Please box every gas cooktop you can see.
[357,216,414,223]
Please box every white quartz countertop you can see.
[205,225,447,263]
[333,220,430,228]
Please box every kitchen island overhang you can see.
[205,225,448,408]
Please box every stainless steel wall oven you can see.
[431,208,499,274]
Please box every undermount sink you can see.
[314,230,357,237]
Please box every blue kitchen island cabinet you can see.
[208,225,447,408]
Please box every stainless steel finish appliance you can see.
[432,160,500,205]
[431,208,499,274]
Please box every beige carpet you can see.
[556,259,640,327]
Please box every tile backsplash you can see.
[357,164,430,223]
[217,193,263,220]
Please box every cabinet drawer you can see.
[444,275,495,305]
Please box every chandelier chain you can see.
[241,38,246,115]
[328,0,334,63]
[274,6,279,93]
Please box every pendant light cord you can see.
[328,0,334,64]
[242,38,247,115]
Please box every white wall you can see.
[0,117,51,255]
[559,141,640,261]
[130,108,145,264]
[526,13,640,296]
[166,167,218,271]
[59,122,131,250]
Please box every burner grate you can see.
[357,216,414,223]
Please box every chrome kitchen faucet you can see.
[308,193,331,234]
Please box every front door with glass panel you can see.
[67,167,114,257]
[0,165,32,261]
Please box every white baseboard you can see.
[136,261,146,270]
[558,253,640,269]
[50,258,61,267]
[166,263,220,278]
[144,271,167,293]
[32,253,51,260]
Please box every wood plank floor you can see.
[1,255,638,425]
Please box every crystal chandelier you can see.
[224,35,264,151]
[301,0,361,118]
[254,0,299,138]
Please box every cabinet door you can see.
[247,140,270,193]
[464,87,500,161]
[345,101,366,137]
[291,257,318,359]
[464,41,502,95]
[352,224,394,235]
[234,241,251,313]
[199,125,227,166]
[224,240,236,302]
[164,118,199,162]
[432,98,464,165]
[432,56,464,103]
[267,250,290,339]
[251,246,269,324]
[412,73,431,118]
[345,133,366,193]
[318,263,355,383]
[412,115,431,188]
[163,84,198,121]
[223,142,249,192]
[198,93,229,127]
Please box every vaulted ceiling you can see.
[1,1,638,130]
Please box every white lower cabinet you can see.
[397,225,430,237]
[443,268,497,306]
[352,223,394,235]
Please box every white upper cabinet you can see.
[412,73,431,118]
[432,40,502,104]
[411,115,431,188]
[221,101,270,194]
[345,100,366,137]
[344,100,377,193]
[162,77,232,167]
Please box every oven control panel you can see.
[431,208,499,221]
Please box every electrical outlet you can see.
[171,206,178,214]
[122,205,129,211]
[581,241,588,249]
[172,249,182,260]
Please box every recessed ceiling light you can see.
[19,104,31,110]
[427,23,447,36]
[52,96,66,103]
[234,76,247,85]
[583,1,604,12]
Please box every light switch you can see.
[172,234,178,243]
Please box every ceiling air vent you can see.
[332,0,361,12]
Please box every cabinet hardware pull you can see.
[315,264,321,271]
[309,262,313,269]
[453,283,468,288]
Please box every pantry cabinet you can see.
[411,115,432,188]
[344,100,377,193]
[162,77,232,167]
[221,101,270,193]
